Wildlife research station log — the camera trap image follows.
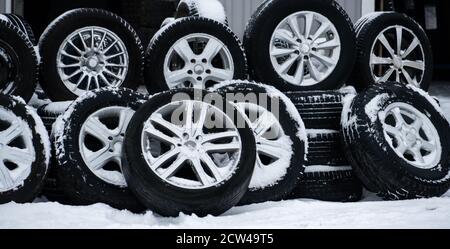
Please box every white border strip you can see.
[361,0,376,16]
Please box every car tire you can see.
[175,0,228,25]
[0,14,36,45]
[306,129,347,166]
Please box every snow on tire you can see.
[212,81,307,205]
[0,14,36,45]
[175,0,228,25]
[38,8,144,101]
[53,88,147,211]
[144,17,247,93]
[342,82,450,200]
[0,20,38,103]
[0,94,50,204]
[244,0,356,91]
[351,12,433,91]
[122,89,256,216]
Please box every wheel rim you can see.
[236,102,292,189]
[0,40,19,93]
[370,25,425,86]
[79,106,134,187]
[269,11,341,87]
[0,108,35,192]
[163,33,234,89]
[379,102,441,169]
[57,26,129,96]
[141,100,241,189]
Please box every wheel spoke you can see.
[287,15,303,41]
[396,69,401,82]
[118,108,135,134]
[421,140,436,152]
[78,32,88,51]
[202,131,239,143]
[0,162,14,189]
[273,29,297,45]
[411,118,423,131]
[84,117,112,142]
[402,38,420,58]
[396,142,408,155]
[253,111,276,137]
[85,147,111,171]
[304,12,314,38]
[201,39,223,60]
[403,60,424,71]
[61,51,81,61]
[307,59,321,81]
[258,138,286,159]
[401,68,414,85]
[411,147,425,164]
[315,38,340,50]
[396,26,403,55]
[150,114,183,139]
[194,103,208,136]
[200,153,223,182]
[310,51,335,67]
[99,73,111,86]
[270,48,297,58]
[91,28,95,49]
[103,40,118,54]
[73,73,87,90]
[105,52,125,61]
[378,68,395,82]
[103,68,123,81]
[166,70,190,84]
[2,146,35,166]
[311,22,331,41]
[378,33,396,58]
[151,148,182,171]
[384,124,399,136]
[392,107,406,125]
[209,68,233,82]
[0,122,23,144]
[371,55,393,65]
[144,125,180,145]
[278,55,298,74]
[58,62,81,69]
[105,63,127,68]
[160,154,186,179]
[67,40,83,54]
[93,75,100,88]
[184,101,194,129]
[293,58,305,85]
[173,39,196,62]
[204,142,240,152]
[99,31,107,50]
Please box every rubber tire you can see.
[144,17,247,93]
[244,0,356,91]
[214,81,307,205]
[0,20,38,103]
[1,14,36,45]
[350,12,433,91]
[289,170,363,202]
[53,88,147,212]
[306,130,348,166]
[0,94,50,204]
[342,82,450,200]
[175,0,229,25]
[122,89,256,217]
[39,8,144,101]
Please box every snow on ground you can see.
[1,83,450,229]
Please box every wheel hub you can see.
[184,140,198,151]
[393,56,403,69]
[194,64,205,75]
[299,43,311,55]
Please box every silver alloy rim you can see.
[0,108,35,192]
[141,100,241,189]
[269,11,341,86]
[57,26,129,96]
[163,33,234,89]
[370,25,425,86]
[236,102,292,189]
[379,102,441,169]
[79,106,135,187]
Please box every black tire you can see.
[244,0,356,91]
[213,81,307,205]
[53,88,147,211]
[306,130,348,166]
[39,8,144,101]
[144,17,247,93]
[285,88,355,130]
[0,20,38,103]
[289,170,363,202]
[37,102,72,135]
[0,94,50,204]
[1,14,36,45]
[122,89,256,217]
[351,12,433,91]
[175,0,228,25]
[342,82,450,200]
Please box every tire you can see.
[0,14,36,45]
[342,82,450,200]
[37,101,72,135]
[213,81,307,205]
[144,17,247,93]
[39,8,144,101]
[0,20,38,103]
[351,12,433,91]
[285,88,356,130]
[0,94,50,204]
[122,89,256,216]
[306,129,348,166]
[289,170,363,202]
[244,0,356,91]
[161,17,175,28]
[53,88,147,211]
[175,0,228,25]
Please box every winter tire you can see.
[342,82,450,200]
[306,129,347,166]
[53,88,147,211]
[351,12,433,91]
[0,14,36,45]
[37,102,72,135]
[39,8,144,101]
[144,17,247,93]
[122,89,256,216]
[175,0,228,25]
[0,94,50,204]
[212,81,307,205]
[0,20,38,103]
[244,0,356,91]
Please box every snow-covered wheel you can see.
[144,17,247,93]
[0,94,50,204]
[0,20,38,103]
[212,81,307,205]
[122,89,256,216]
[39,8,144,101]
[0,14,36,45]
[351,12,433,91]
[53,88,147,211]
[342,82,450,200]
[306,130,347,166]
[244,0,356,91]
[175,0,228,25]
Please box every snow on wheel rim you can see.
[235,102,292,189]
[269,11,341,87]
[0,108,35,192]
[79,106,134,187]
[370,25,425,86]
[379,102,441,170]
[163,33,234,89]
[141,100,242,189]
[57,26,129,96]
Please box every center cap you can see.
[406,132,416,142]
[194,65,204,74]
[184,140,197,151]
[88,57,99,68]
[393,56,403,69]
[300,43,311,54]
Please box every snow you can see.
[364,93,390,122]
[305,166,352,173]
[40,101,72,115]
[26,106,51,167]
[181,0,227,24]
